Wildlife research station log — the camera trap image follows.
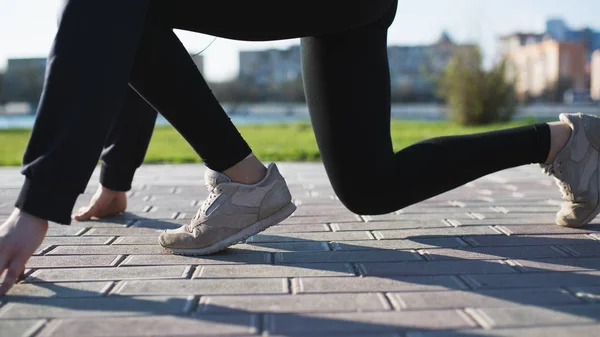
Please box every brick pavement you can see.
[0,163,599,336]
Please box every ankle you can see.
[545,121,572,164]
[223,154,267,184]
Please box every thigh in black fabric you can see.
[152,0,397,40]
[300,6,397,200]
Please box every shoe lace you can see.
[189,183,221,229]
[540,161,575,201]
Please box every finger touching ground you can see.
[73,206,97,221]
[0,259,24,296]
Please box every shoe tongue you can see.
[204,168,231,190]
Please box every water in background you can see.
[0,103,598,130]
[0,113,310,130]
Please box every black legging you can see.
[16,0,550,224]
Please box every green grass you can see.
[0,120,533,166]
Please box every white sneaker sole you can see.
[162,202,297,256]
[556,158,600,228]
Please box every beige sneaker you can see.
[159,162,296,255]
[542,113,600,227]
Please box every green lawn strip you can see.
[0,120,532,166]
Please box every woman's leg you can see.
[15,0,150,225]
[300,2,590,223]
[99,88,157,193]
[15,0,398,225]
[74,88,158,221]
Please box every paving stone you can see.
[36,315,258,337]
[127,208,180,220]
[47,245,168,255]
[469,304,600,328]
[111,236,161,245]
[84,227,163,236]
[399,205,472,214]
[569,285,600,302]
[199,293,389,313]
[289,198,343,206]
[27,266,188,282]
[292,206,352,217]
[420,246,566,261]
[228,242,330,252]
[479,206,559,214]
[262,224,331,234]
[40,236,115,246]
[331,221,450,231]
[25,255,121,269]
[463,271,600,289]
[477,212,557,219]
[496,224,600,235]
[269,332,404,337]
[491,206,561,213]
[247,231,373,243]
[195,264,354,278]
[0,319,46,337]
[275,250,422,263]
[70,220,131,227]
[390,288,581,310]
[45,226,87,237]
[0,296,191,319]
[114,278,288,296]
[462,234,597,247]
[129,219,187,230]
[561,243,600,256]
[373,227,501,240]
[280,214,361,225]
[512,257,600,272]
[358,260,515,276]
[264,310,477,334]
[332,238,468,251]
[5,282,111,298]
[3,163,599,336]
[447,218,557,227]
[295,276,467,293]
[406,325,600,337]
[121,253,269,266]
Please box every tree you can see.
[438,47,518,125]
[278,78,305,102]
[0,73,5,104]
[8,62,45,105]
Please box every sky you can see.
[1,0,599,82]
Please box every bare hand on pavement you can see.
[0,209,48,296]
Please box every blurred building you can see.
[545,18,600,62]
[235,33,475,101]
[238,45,301,87]
[0,72,4,104]
[498,33,544,57]
[1,58,47,106]
[500,19,600,62]
[592,50,600,101]
[387,32,477,100]
[1,54,204,110]
[505,39,587,100]
[500,18,599,101]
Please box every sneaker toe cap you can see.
[556,203,598,227]
[158,227,196,249]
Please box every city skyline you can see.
[1,0,600,82]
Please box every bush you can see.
[438,47,518,125]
